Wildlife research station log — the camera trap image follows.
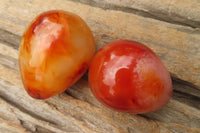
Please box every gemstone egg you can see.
[19,10,95,99]
[89,40,172,113]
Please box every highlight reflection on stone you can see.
[19,10,95,99]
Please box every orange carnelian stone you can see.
[19,10,95,99]
[89,40,172,114]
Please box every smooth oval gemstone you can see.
[88,40,172,114]
[19,10,95,99]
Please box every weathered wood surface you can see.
[0,0,199,132]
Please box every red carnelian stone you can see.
[19,10,95,99]
[88,40,172,114]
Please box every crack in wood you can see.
[18,119,34,133]
[0,77,84,132]
[173,90,200,109]
[70,0,200,29]
[0,96,67,133]
[0,53,18,71]
[172,77,200,91]
[0,29,21,50]
[0,92,57,127]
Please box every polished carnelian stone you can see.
[19,10,95,99]
[88,40,172,114]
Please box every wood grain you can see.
[74,0,200,28]
[0,0,200,132]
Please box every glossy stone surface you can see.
[19,10,95,99]
[88,40,172,114]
